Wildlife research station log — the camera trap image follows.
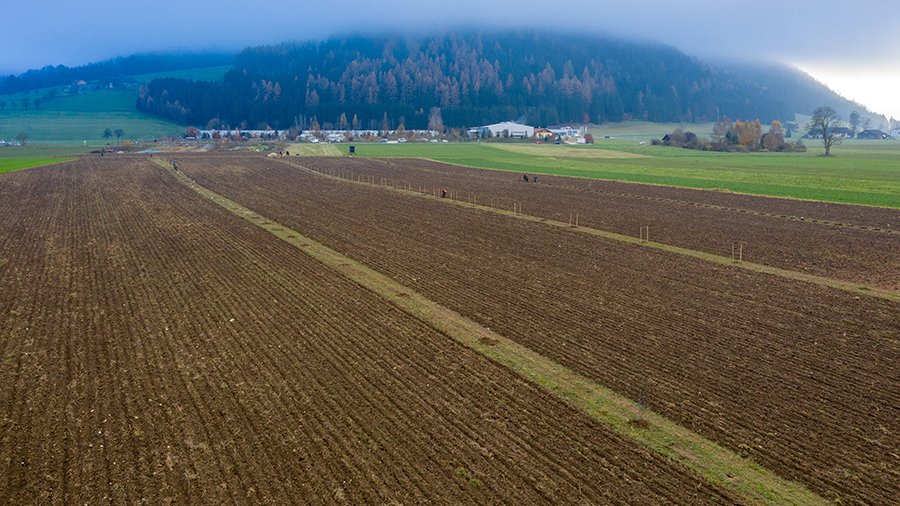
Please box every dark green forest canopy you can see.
[134,31,852,130]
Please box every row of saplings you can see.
[654,118,806,153]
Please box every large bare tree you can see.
[807,106,842,156]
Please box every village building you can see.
[857,129,893,140]
[548,124,580,138]
[805,126,852,139]
[534,128,555,140]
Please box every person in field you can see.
[441,189,447,198]
[523,174,529,183]
[172,159,178,171]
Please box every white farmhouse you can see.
[548,124,580,138]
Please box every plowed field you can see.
[297,156,900,290]
[0,157,736,504]
[180,154,900,504]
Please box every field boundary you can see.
[387,158,897,236]
[283,158,899,302]
[157,158,828,505]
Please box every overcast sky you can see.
[5,0,899,118]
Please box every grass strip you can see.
[159,159,829,505]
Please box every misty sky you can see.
[5,0,899,118]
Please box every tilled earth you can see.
[181,154,899,504]
[0,157,736,504]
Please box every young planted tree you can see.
[807,107,842,156]
[114,129,125,141]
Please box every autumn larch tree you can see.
[762,120,785,151]
[428,107,444,133]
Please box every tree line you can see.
[656,118,806,153]
[136,31,800,131]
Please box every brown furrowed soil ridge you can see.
[158,159,827,505]
[283,158,898,303]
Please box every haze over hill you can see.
[130,31,880,131]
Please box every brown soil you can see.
[298,156,900,290]
[0,157,735,504]
[628,419,651,430]
[179,154,899,504]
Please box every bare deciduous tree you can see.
[807,106,842,156]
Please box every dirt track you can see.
[0,158,735,504]
[180,154,899,504]
[297,156,900,290]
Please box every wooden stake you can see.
[575,213,579,227]
[739,242,743,262]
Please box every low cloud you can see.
[4,1,898,92]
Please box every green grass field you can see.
[336,138,900,208]
[0,157,72,174]
[0,88,184,143]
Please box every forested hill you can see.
[135,31,862,130]
[0,53,234,95]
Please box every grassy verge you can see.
[161,158,827,505]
